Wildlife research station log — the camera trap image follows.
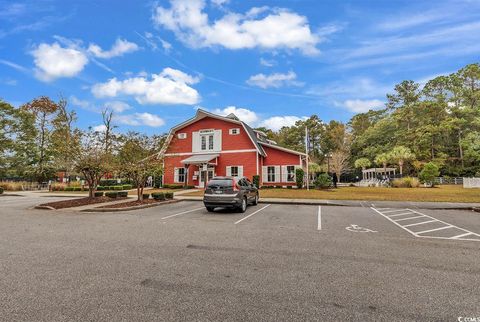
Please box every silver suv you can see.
[203,176,259,213]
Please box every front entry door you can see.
[199,169,214,188]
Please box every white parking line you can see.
[371,207,480,242]
[161,207,204,219]
[403,219,437,227]
[388,212,416,218]
[317,206,322,230]
[234,204,271,225]
[394,215,425,222]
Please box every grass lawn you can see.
[182,185,480,203]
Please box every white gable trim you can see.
[259,142,307,156]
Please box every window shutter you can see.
[192,132,200,153]
[275,166,281,183]
[174,168,179,183]
[238,166,243,178]
[226,166,231,176]
[281,165,287,182]
[213,130,222,151]
[262,166,268,183]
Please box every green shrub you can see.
[73,187,82,191]
[97,186,104,191]
[64,187,74,191]
[123,184,133,190]
[419,162,440,186]
[152,192,166,200]
[295,168,304,189]
[314,173,332,189]
[94,191,104,197]
[252,175,260,188]
[118,191,128,198]
[105,192,118,198]
[287,185,292,189]
[0,187,4,194]
[165,192,174,199]
[392,177,420,188]
[163,184,183,189]
[114,186,123,191]
[142,193,150,200]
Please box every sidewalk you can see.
[175,195,480,210]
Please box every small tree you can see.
[354,158,371,171]
[388,146,415,177]
[295,168,304,189]
[419,162,440,187]
[330,149,350,183]
[314,173,332,189]
[117,133,163,201]
[374,153,390,175]
[74,131,110,198]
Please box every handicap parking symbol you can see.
[346,224,377,233]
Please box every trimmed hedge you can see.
[96,186,105,191]
[94,191,104,197]
[64,187,74,191]
[118,191,128,198]
[114,186,123,191]
[165,192,174,199]
[122,184,133,190]
[73,187,82,191]
[0,187,3,194]
[105,192,118,198]
[152,192,166,200]
[162,184,183,189]
[142,193,150,200]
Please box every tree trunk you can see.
[137,186,142,201]
[399,161,404,177]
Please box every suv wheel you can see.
[206,206,215,212]
[239,197,247,213]
[252,194,259,205]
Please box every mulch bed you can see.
[97,199,164,209]
[39,196,126,209]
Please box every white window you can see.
[192,130,222,153]
[177,133,187,139]
[229,128,240,135]
[286,165,295,182]
[174,167,186,183]
[267,166,275,182]
[263,166,280,183]
[226,166,243,178]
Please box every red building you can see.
[160,109,307,188]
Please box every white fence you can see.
[463,177,480,188]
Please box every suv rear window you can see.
[207,179,233,188]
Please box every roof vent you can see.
[225,113,239,121]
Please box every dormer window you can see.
[229,128,240,135]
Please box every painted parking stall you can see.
[371,207,480,242]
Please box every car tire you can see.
[239,197,247,213]
[206,207,215,212]
[252,193,259,205]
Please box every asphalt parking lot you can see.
[1,195,479,321]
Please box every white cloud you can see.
[259,57,275,67]
[104,101,132,113]
[246,71,303,89]
[91,68,201,105]
[211,0,229,7]
[92,124,107,132]
[339,99,385,113]
[153,0,323,55]
[0,59,29,72]
[31,42,88,81]
[259,115,307,131]
[115,113,165,127]
[211,106,259,124]
[88,38,139,59]
[70,96,91,110]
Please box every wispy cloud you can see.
[0,59,29,73]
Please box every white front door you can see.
[199,169,214,188]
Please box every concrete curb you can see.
[81,199,180,212]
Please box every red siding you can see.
[261,145,302,186]
[166,116,255,154]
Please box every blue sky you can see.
[1,0,479,133]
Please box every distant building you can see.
[160,109,307,187]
